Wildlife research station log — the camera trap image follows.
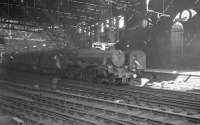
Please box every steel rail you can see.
[1,81,200,124]
[3,77,200,114]
[0,96,114,125]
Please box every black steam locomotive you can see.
[3,47,146,84]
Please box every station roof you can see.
[0,0,199,53]
[0,0,198,24]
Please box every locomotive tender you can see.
[3,47,146,84]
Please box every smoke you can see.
[146,0,151,11]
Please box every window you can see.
[173,9,197,22]
[118,15,125,29]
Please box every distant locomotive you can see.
[3,47,146,85]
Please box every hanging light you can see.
[42,43,47,47]
[113,17,116,25]
[101,23,104,32]
[78,27,82,33]
[106,19,109,28]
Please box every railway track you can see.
[0,94,129,125]
[8,71,200,101]
[7,74,200,115]
[0,100,43,125]
[0,80,200,125]
[59,81,200,112]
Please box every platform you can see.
[143,68,200,91]
[145,68,200,76]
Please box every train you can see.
[2,47,146,85]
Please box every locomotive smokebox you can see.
[111,50,125,67]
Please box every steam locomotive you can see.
[3,47,146,85]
